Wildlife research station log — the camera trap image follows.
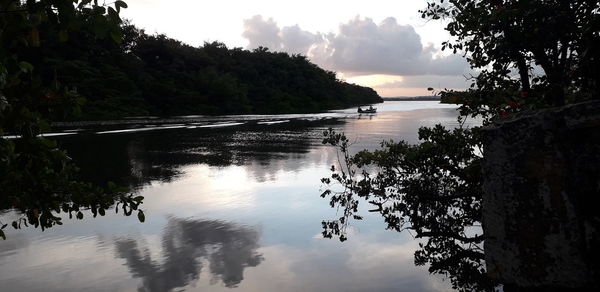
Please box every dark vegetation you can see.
[0,0,129,239]
[15,20,382,121]
[320,1,600,291]
[75,31,381,119]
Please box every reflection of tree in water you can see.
[59,120,341,188]
[115,218,263,291]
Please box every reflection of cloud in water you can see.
[201,233,454,292]
[115,218,263,291]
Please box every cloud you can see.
[242,15,470,77]
[312,17,428,75]
[242,15,282,51]
[115,218,263,291]
[281,24,323,55]
[243,16,324,55]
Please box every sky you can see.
[121,0,472,97]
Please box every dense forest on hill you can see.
[26,23,381,120]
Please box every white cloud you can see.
[242,15,282,50]
[243,16,324,55]
[242,16,470,77]
[312,17,428,75]
[281,25,323,55]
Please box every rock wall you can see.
[482,100,600,290]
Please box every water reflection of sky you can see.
[0,101,473,291]
[115,218,264,291]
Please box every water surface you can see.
[0,101,476,292]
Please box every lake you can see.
[0,101,477,292]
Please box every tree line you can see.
[17,20,382,121]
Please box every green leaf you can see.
[0,229,5,240]
[110,30,122,43]
[137,210,145,223]
[95,6,106,15]
[108,6,119,19]
[75,97,87,106]
[18,61,34,73]
[115,1,128,9]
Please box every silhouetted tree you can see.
[320,1,600,291]
[423,0,599,113]
[0,0,143,240]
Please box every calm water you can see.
[0,101,476,292]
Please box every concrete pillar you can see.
[481,100,600,290]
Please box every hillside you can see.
[29,25,382,120]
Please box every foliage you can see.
[0,0,142,240]
[17,20,381,120]
[320,0,599,291]
[72,32,382,118]
[321,126,491,291]
[423,0,599,117]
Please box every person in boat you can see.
[369,105,374,110]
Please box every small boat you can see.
[358,107,377,114]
